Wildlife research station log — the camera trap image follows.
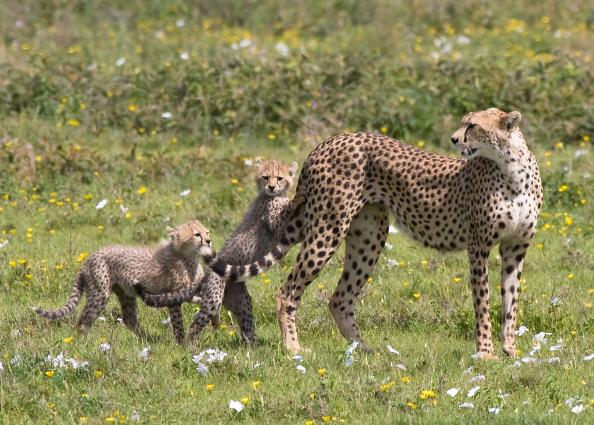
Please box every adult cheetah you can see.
[205,108,543,358]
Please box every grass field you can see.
[1,1,593,423]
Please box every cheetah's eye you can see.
[262,176,269,180]
[467,123,476,130]
[277,176,284,181]
[194,233,202,238]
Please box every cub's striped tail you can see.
[199,237,294,281]
[34,272,84,320]
[134,281,201,308]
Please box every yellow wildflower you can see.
[128,104,137,112]
[412,292,421,300]
[419,389,436,400]
[567,273,575,280]
[380,126,388,134]
[321,416,331,424]
[67,118,80,127]
[206,384,215,392]
[380,381,396,392]
[63,337,74,344]
[318,368,327,377]
[400,376,411,384]
[251,381,261,390]
[305,420,315,425]
[45,370,55,377]
[137,186,147,195]
[240,397,250,405]
[94,370,103,378]
[406,402,417,410]
[558,184,569,192]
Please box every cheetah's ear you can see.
[254,158,263,166]
[503,111,522,130]
[166,226,178,241]
[289,161,298,176]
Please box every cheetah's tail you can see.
[200,237,294,281]
[134,280,202,308]
[33,272,84,320]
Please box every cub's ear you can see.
[254,158,263,166]
[166,226,178,241]
[503,111,522,130]
[289,161,298,176]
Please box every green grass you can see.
[1,1,593,424]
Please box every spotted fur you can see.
[206,108,543,357]
[34,220,211,343]
[137,160,304,343]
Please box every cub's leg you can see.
[168,304,185,344]
[76,267,110,333]
[187,273,225,343]
[329,204,389,349]
[222,281,256,343]
[467,246,494,358]
[498,239,530,357]
[112,285,147,339]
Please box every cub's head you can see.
[450,108,525,162]
[255,159,298,196]
[167,220,211,254]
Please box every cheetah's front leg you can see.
[468,247,495,358]
[498,240,529,357]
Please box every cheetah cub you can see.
[34,220,212,343]
[136,160,303,343]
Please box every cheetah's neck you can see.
[493,133,533,195]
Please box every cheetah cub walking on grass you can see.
[137,160,303,343]
[203,108,543,358]
[34,220,212,343]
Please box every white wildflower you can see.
[456,35,471,45]
[238,39,253,48]
[179,52,189,60]
[459,403,474,409]
[547,357,560,364]
[467,386,480,398]
[229,400,244,412]
[175,19,185,28]
[469,374,485,383]
[446,388,460,397]
[179,189,191,197]
[0,361,3,372]
[96,199,108,209]
[550,297,561,306]
[296,365,306,374]
[100,342,111,352]
[488,407,500,414]
[10,329,21,338]
[571,404,584,414]
[275,42,289,56]
[0,240,8,249]
[386,345,400,355]
[161,112,172,119]
[384,242,393,250]
[10,354,22,366]
[292,354,304,362]
[532,332,551,344]
[115,57,126,67]
[195,363,208,375]
[161,316,171,325]
[386,259,398,268]
[131,411,141,421]
[395,363,406,370]
[515,325,529,336]
[138,347,150,360]
[583,353,594,361]
[388,225,399,234]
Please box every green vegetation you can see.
[1,1,593,423]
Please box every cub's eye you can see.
[261,176,269,180]
[194,233,202,238]
[467,123,476,129]
[277,176,284,181]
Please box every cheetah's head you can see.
[167,220,212,255]
[450,108,525,162]
[255,159,298,196]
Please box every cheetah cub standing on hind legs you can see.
[34,220,212,343]
[203,108,543,358]
[136,159,303,344]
